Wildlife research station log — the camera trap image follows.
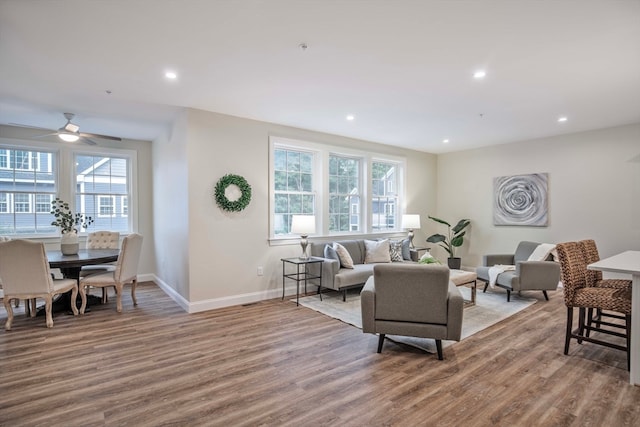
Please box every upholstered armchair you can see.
[360,264,464,360]
[476,241,561,302]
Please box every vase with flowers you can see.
[50,198,94,255]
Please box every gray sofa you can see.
[476,241,561,302]
[308,239,414,301]
[360,264,464,359]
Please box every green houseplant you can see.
[51,198,93,255]
[425,216,470,269]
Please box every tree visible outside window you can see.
[273,148,315,235]
[329,155,361,233]
[372,161,398,231]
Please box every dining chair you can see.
[0,236,21,309]
[556,241,631,370]
[79,233,143,313]
[0,239,85,330]
[579,239,632,336]
[80,231,120,303]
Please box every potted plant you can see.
[50,198,94,255]
[425,216,470,269]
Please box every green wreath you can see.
[214,174,252,212]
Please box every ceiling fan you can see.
[10,112,122,145]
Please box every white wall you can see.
[153,108,437,311]
[433,123,640,267]
[152,111,190,303]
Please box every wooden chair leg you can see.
[577,307,586,344]
[482,282,488,293]
[542,290,549,301]
[4,299,14,330]
[436,339,443,360]
[506,289,511,302]
[564,307,573,355]
[586,308,594,337]
[377,334,385,353]
[131,279,138,306]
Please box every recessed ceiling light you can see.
[558,116,568,122]
[165,71,177,79]
[443,139,450,144]
[346,115,355,121]
[473,70,486,79]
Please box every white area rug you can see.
[294,286,537,353]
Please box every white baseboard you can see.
[149,274,311,313]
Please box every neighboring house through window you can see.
[0,142,136,236]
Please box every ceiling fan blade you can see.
[80,132,122,141]
[8,122,55,132]
[81,137,97,146]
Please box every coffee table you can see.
[449,269,477,306]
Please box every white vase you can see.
[61,230,79,255]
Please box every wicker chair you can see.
[579,239,632,337]
[556,241,631,369]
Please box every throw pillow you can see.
[401,238,411,260]
[389,240,404,262]
[364,239,391,264]
[324,244,339,262]
[333,242,354,269]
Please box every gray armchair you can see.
[360,264,464,360]
[476,241,561,302]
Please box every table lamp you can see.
[291,215,316,259]
[402,214,421,248]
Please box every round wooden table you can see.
[45,249,120,314]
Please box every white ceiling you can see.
[1,0,639,153]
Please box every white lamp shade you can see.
[291,215,316,235]
[402,214,421,229]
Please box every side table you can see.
[449,269,477,307]
[281,257,324,306]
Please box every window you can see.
[270,137,405,239]
[35,194,53,213]
[0,147,56,234]
[329,154,361,233]
[121,196,128,217]
[273,147,316,235]
[371,161,399,231]
[76,154,131,232]
[0,141,136,236]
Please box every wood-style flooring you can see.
[1,282,638,426]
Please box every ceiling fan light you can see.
[58,131,80,142]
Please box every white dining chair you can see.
[79,233,143,313]
[0,239,85,330]
[80,231,120,303]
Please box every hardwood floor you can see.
[1,282,638,426]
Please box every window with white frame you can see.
[0,141,136,236]
[0,147,56,234]
[371,161,399,231]
[329,154,361,233]
[269,136,406,239]
[272,147,316,235]
[121,196,128,216]
[76,154,131,232]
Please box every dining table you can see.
[588,250,640,386]
[45,248,120,314]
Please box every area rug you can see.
[294,286,537,353]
